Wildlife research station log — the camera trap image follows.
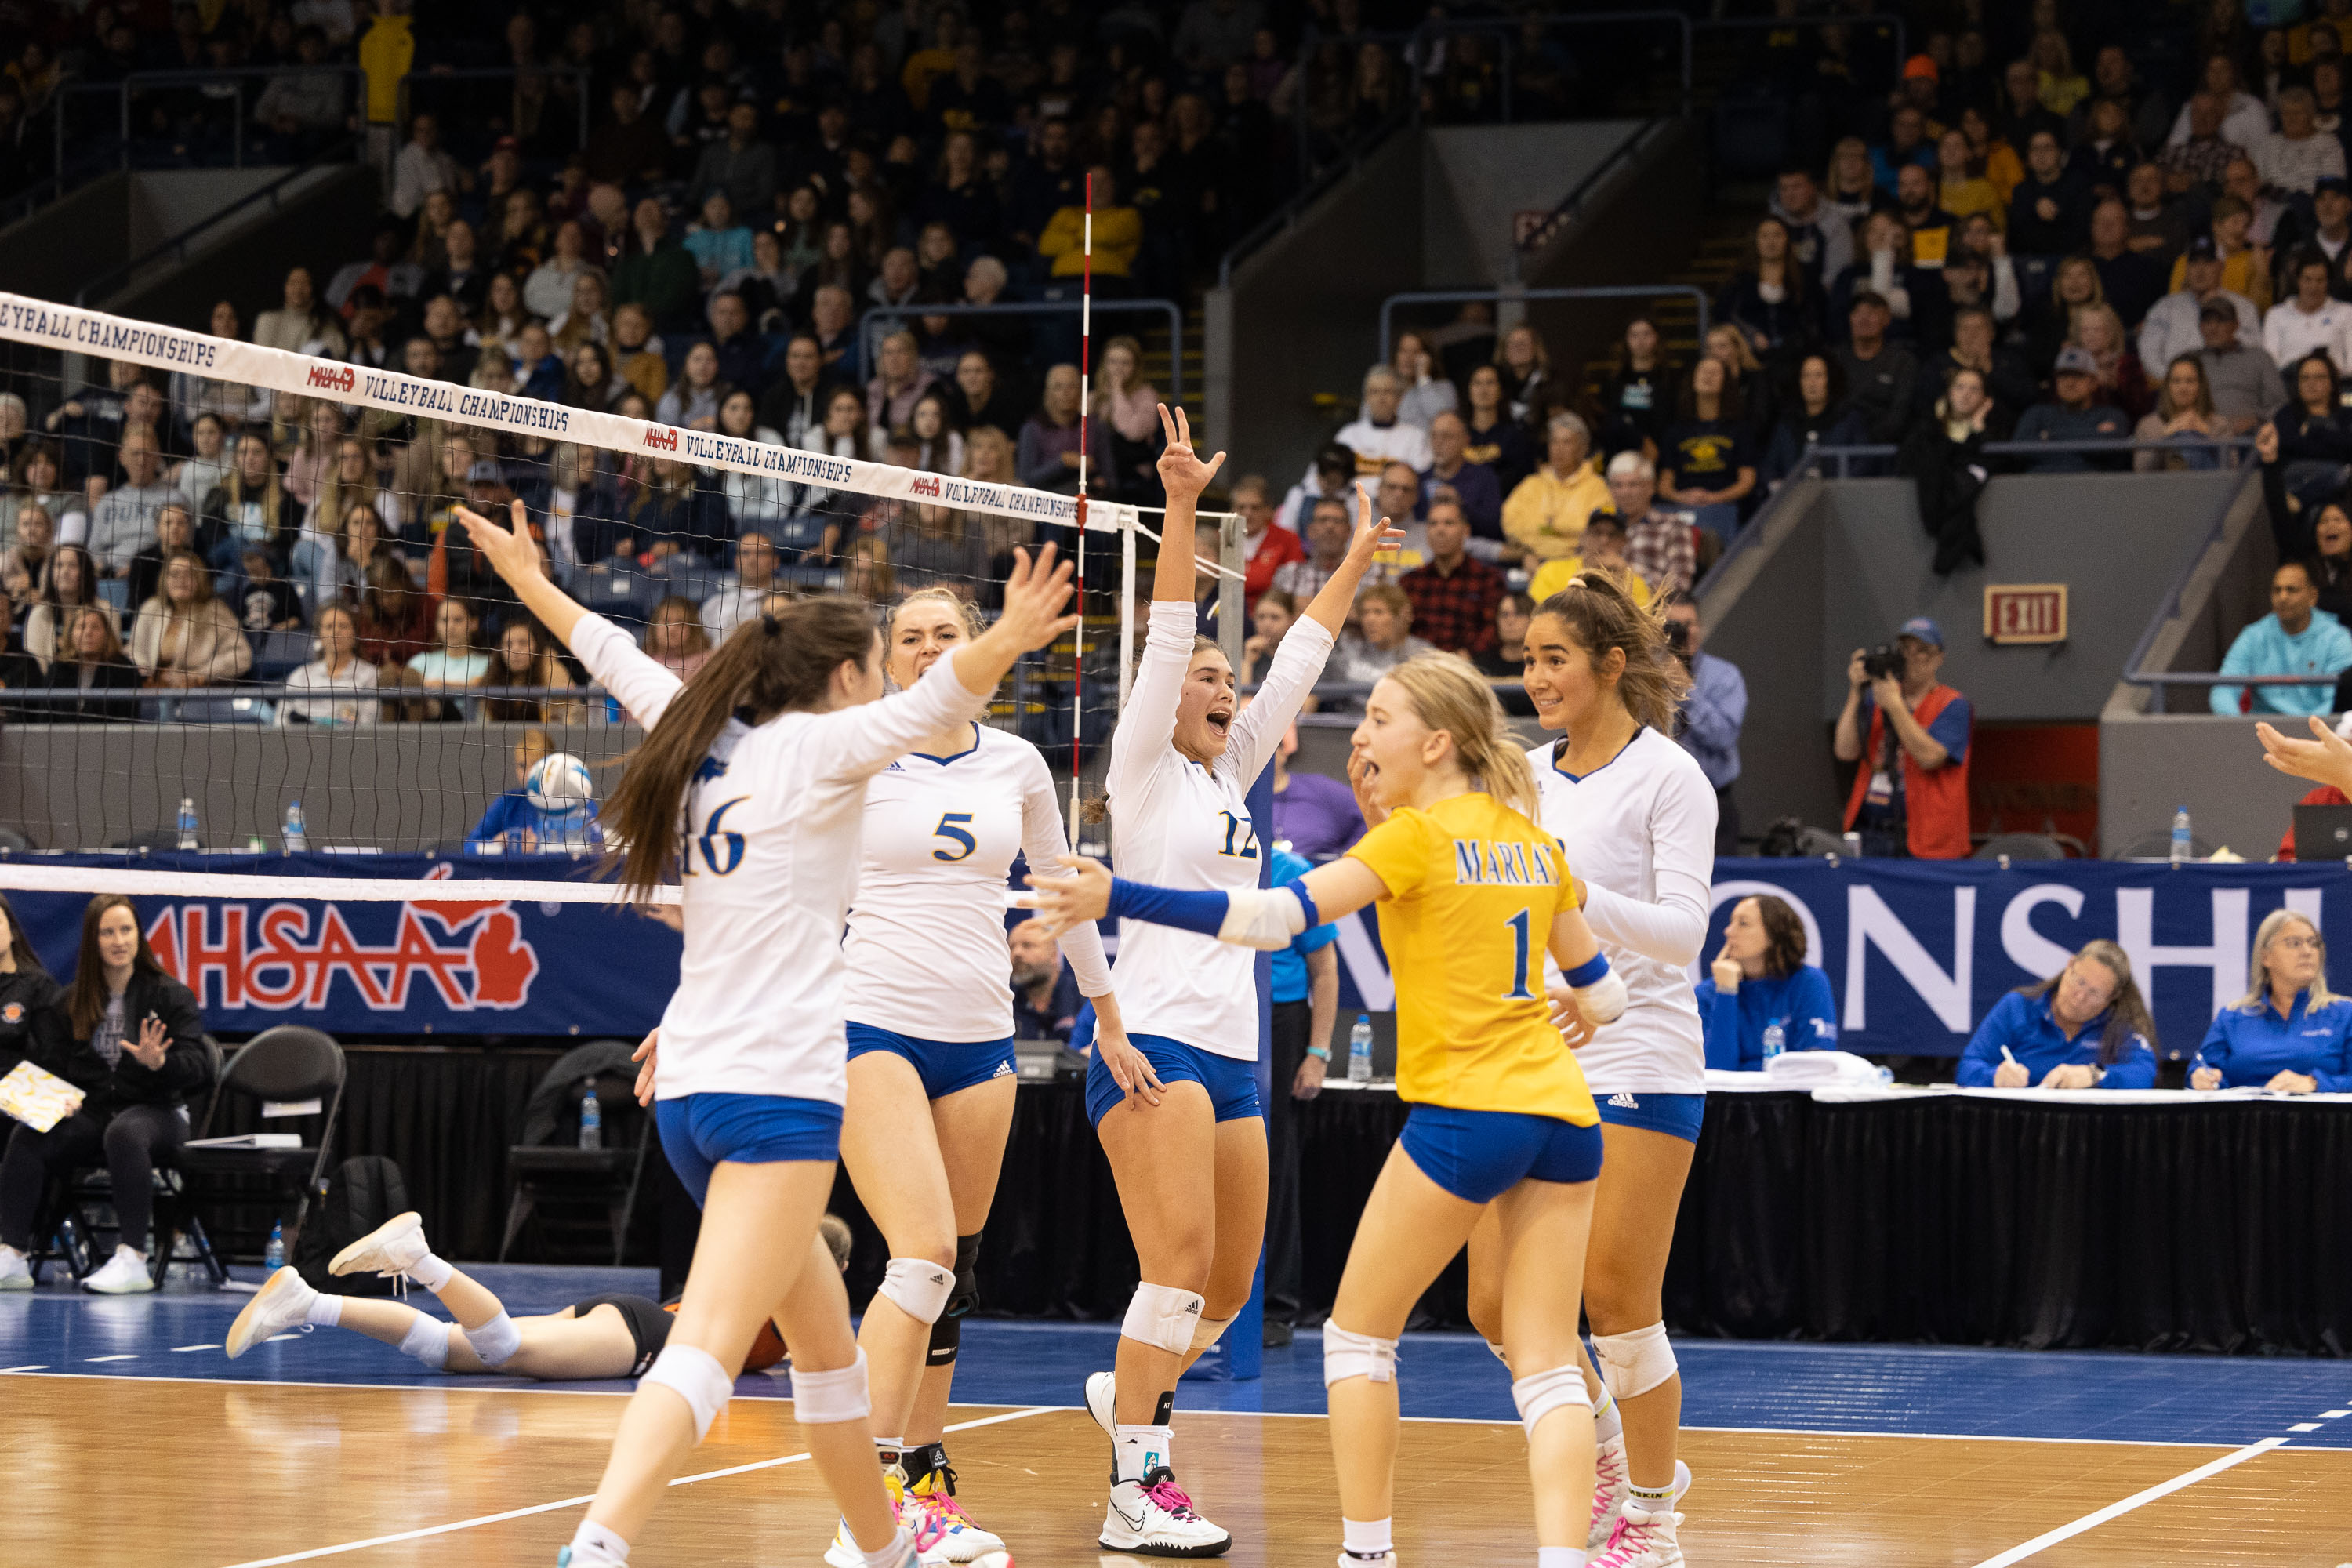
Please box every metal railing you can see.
[2115,463,2289,693]
[67,67,365,173]
[72,135,361,307]
[1795,435,2258,479]
[397,66,593,153]
[1377,285,1710,370]
[855,299,1187,406]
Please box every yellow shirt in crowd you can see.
[1346,792,1599,1126]
[1527,556,1653,606]
[1041,205,1142,278]
[1501,459,1610,559]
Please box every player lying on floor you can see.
[225,1210,848,1379]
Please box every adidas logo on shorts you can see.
[1607,1092,1639,1109]
[993,1059,1014,1079]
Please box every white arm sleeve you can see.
[1224,615,1338,786]
[1578,760,1718,967]
[570,612,684,731]
[807,647,996,784]
[1017,742,1114,996]
[1105,600,1198,804]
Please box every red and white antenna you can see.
[1069,170,1094,842]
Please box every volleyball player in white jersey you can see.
[1077,406,1403,1556]
[826,583,1133,1566]
[1465,573,1715,1568]
[452,499,1071,1568]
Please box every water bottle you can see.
[1347,1015,1374,1083]
[579,1080,603,1149]
[1761,1022,1785,1062]
[282,799,307,854]
[2171,805,2193,864]
[262,1221,285,1272]
[175,797,199,851]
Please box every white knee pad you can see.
[1592,1322,1676,1402]
[1189,1313,1235,1355]
[1120,1282,1205,1357]
[790,1345,872,1425]
[463,1310,521,1368]
[1321,1322,1399,1387]
[878,1257,955,1325]
[397,1309,450,1370]
[641,1343,734,1440]
[1510,1363,1592,1438]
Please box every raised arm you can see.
[1298,481,1408,637]
[1149,402,1224,604]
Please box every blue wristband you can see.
[1562,951,1611,989]
[1287,878,1321,931]
[1106,877,1232,938]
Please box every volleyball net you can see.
[0,292,1235,873]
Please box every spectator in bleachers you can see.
[2196,297,2287,434]
[2009,128,2091,253]
[1040,163,1139,298]
[201,434,296,577]
[2,445,71,556]
[523,220,596,322]
[2212,560,2352,716]
[1919,305,2036,432]
[1871,103,1938,195]
[701,531,784,642]
[2265,251,2352,374]
[760,335,840,450]
[2069,96,2143,199]
[1592,316,1681,462]
[2265,354,2352,500]
[611,303,669,404]
[1241,586,1298,687]
[1998,57,2069,155]
[24,546,118,671]
[1832,289,1921,443]
[389,112,465,220]
[1900,365,1995,573]
[691,99,778,222]
[2190,909,2352,1093]
[1658,358,1759,539]
[481,619,586,725]
[1328,582,1435,701]
[2133,355,2228,471]
[1017,364,1112,496]
[278,604,380,728]
[2013,347,2132,470]
[683,190,754,292]
[561,343,621,416]
[1664,595,1745,853]
[355,555,433,672]
[1835,615,1971,858]
[2159,92,2251,198]
[1699,894,1835,1070]
[2084,44,2172,153]
[1823,136,1879,239]
[2292,177,2352,288]
[125,504,211,620]
[507,323,565,403]
[1398,497,1503,658]
[613,198,700,332]
[1461,363,1535,496]
[1769,165,1853,292]
[0,894,209,1294]
[884,502,993,598]
[228,549,303,634]
[1232,475,1303,608]
[2064,302,2154,423]
[424,223,491,319]
[1386,330,1456,430]
[1762,352,1869,484]
[655,341,727,430]
[702,293,766,399]
[2260,86,2347,195]
[1958,939,2158,1090]
[1526,507,1652,608]
[131,551,252,689]
[842,535,895,605]
[87,426,177,579]
[866,330,935,443]
[1493,324,1552,423]
[906,394,966,479]
[1894,163,1957,264]
[1716,216,1821,361]
[1421,412,1503,550]
[1934,129,2005,233]
[408,597,488,720]
[1472,588,1534,682]
[1607,449,1697,599]
[1271,494,1353,606]
[32,605,141,721]
[1501,411,1608,562]
[1008,916,1083,1044]
[1334,365,1435,477]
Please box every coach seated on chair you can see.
[1957,939,2158,1090]
[2190,909,2352,1093]
[0,894,209,1293]
[1697,895,1837,1070]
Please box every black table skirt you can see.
[295,1055,2352,1356]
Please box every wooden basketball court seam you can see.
[1965,1435,2292,1567]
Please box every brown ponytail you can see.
[1533,570,1690,734]
[604,595,880,900]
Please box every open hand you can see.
[455,498,544,589]
[993,543,1082,652]
[1546,985,1599,1048]
[1154,403,1226,498]
[1093,1016,1163,1108]
[124,1014,169,1070]
[1022,853,1114,937]
[1343,482,1410,568]
[2256,715,2352,792]
[632,1029,659,1107]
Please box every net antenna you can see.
[1069,171,1094,843]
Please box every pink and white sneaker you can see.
[1588,1499,1685,1568]
[1100,1466,1231,1556]
[1588,1433,1631,1548]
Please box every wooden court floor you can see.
[5,1377,2350,1567]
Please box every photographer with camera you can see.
[1664,596,1747,857]
[1834,616,1973,858]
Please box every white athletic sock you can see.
[565,1519,630,1565]
[1537,1548,1586,1568]
[1627,1478,1676,1513]
[852,1523,910,1568]
[1112,1422,1173,1483]
[1591,1385,1622,1445]
[407,1251,455,1292]
[1341,1516,1394,1559]
[396,1309,450,1370]
[304,1290,343,1327]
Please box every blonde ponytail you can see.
[1380,652,1539,818]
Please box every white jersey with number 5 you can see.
[569,612,991,1104]
[843,721,1112,1041]
[1105,600,1337,1062]
[1529,725,1716,1094]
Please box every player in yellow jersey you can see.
[1025,652,1628,1568]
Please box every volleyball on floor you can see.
[525,753,594,812]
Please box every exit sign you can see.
[1984,584,2068,644]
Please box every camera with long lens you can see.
[1862,644,1906,681]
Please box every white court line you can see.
[0,1363,45,1371]
[212,1405,1055,1568]
[2292,1423,2324,1432]
[171,1343,222,1352]
[1966,1436,2288,1568]
[84,1354,137,1363]
[2325,1410,2350,1418]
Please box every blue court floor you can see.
[4,1261,2349,1454]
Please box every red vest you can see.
[1843,683,1971,859]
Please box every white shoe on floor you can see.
[330,1210,429,1280]
[1588,1498,1686,1568]
[1100,1468,1232,1557]
[0,1244,32,1290]
[227,1266,318,1358]
[906,1465,1009,1563]
[82,1245,153,1294]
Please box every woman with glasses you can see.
[2190,911,2352,1092]
[1956,939,2158,1090]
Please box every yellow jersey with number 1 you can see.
[1345,791,1599,1126]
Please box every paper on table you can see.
[0,1058,84,1133]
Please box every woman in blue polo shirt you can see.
[1958,939,2159,1088]
[2190,909,2352,1092]
[1698,894,1837,1069]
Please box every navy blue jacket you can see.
[2193,990,2352,1091]
[1697,967,1838,1071]
[1957,990,2158,1088]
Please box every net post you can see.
[1217,510,1246,673]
